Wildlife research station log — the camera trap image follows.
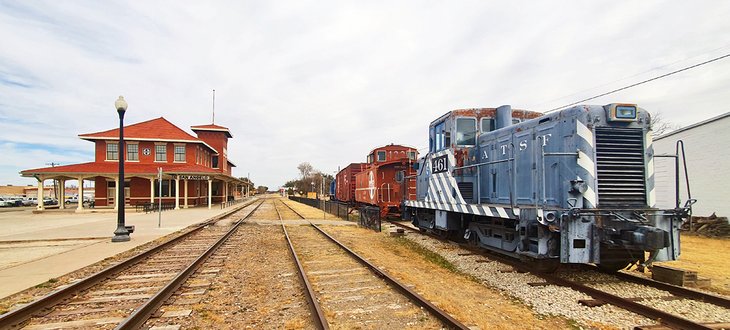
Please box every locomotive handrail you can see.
[452,157,512,170]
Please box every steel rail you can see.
[308,222,470,330]
[537,274,713,330]
[280,200,306,219]
[280,223,329,329]
[608,269,730,309]
[384,220,714,330]
[272,198,283,221]
[116,199,266,330]
[0,199,257,329]
[275,198,328,329]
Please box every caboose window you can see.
[408,151,416,160]
[481,118,495,133]
[456,117,476,146]
[377,151,386,162]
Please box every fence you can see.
[221,197,246,209]
[287,196,381,231]
[358,206,381,232]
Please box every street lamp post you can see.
[112,96,130,242]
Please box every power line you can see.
[530,44,730,109]
[544,52,730,114]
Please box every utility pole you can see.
[46,162,60,200]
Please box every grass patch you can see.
[392,237,459,273]
[33,278,58,289]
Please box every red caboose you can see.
[335,163,364,203]
[355,144,418,218]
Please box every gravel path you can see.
[400,230,653,329]
[169,223,314,329]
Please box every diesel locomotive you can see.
[403,104,694,271]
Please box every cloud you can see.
[1,1,729,187]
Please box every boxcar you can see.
[335,163,365,203]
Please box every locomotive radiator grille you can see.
[594,127,647,207]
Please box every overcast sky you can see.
[1,1,729,189]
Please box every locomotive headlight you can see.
[607,103,638,122]
[616,106,636,119]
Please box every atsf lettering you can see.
[480,134,552,160]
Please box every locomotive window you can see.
[512,118,521,124]
[434,122,445,151]
[480,118,495,133]
[377,151,386,162]
[456,117,477,146]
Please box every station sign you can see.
[176,175,211,180]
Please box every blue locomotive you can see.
[403,104,693,271]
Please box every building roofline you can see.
[78,137,218,153]
[190,126,233,138]
[655,112,730,141]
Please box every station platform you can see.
[0,203,248,299]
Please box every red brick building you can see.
[21,117,248,211]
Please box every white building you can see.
[653,112,730,217]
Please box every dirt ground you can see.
[321,225,575,329]
[653,233,730,295]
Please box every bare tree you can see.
[650,111,681,136]
[297,162,313,179]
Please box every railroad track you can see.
[385,220,730,330]
[0,199,264,330]
[275,199,468,329]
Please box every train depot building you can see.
[20,117,248,211]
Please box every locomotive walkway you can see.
[0,203,248,299]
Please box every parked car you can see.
[21,198,33,206]
[65,195,79,204]
[0,197,11,207]
[42,197,57,206]
[27,197,38,205]
[7,197,23,207]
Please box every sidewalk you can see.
[0,203,248,299]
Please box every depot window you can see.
[456,117,477,146]
[154,179,176,197]
[106,143,118,161]
[377,151,386,162]
[127,143,138,161]
[174,145,186,162]
[212,155,219,168]
[155,144,167,162]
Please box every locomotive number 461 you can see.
[432,155,449,174]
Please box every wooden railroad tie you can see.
[652,264,711,288]
[578,296,682,307]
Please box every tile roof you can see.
[79,117,201,142]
